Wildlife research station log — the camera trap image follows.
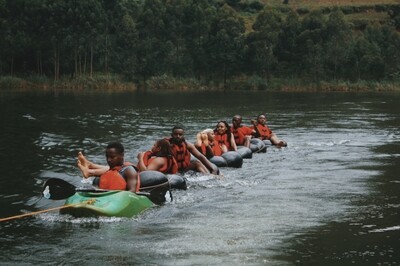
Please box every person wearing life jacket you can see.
[77,142,140,192]
[231,115,255,148]
[137,139,178,174]
[252,114,287,147]
[168,125,219,174]
[194,129,223,158]
[214,121,237,153]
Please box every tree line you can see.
[1,0,400,88]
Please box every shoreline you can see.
[1,75,399,93]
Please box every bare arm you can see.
[247,126,257,136]
[251,120,261,138]
[138,154,165,172]
[230,133,237,151]
[187,142,218,174]
[137,152,146,172]
[125,166,138,192]
[195,133,202,147]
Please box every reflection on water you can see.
[0,91,399,265]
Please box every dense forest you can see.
[1,0,400,90]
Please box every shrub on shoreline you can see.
[0,74,137,92]
[1,74,399,92]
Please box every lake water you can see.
[0,90,399,265]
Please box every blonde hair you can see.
[202,129,213,134]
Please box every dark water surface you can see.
[0,90,399,265]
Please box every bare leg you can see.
[78,151,109,170]
[270,134,287,148]
[77,160,91,178]
[220,144,228,154]
[77,160,109,178]
[243,136,251,148]
[77,152,109,178]
[78,151,98,168]
[78,151,88,167]
[185,160,210,174]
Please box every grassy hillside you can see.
[262,0,400,8]
[238,0,400,32]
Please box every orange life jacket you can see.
[196,143,208,157]
[231,126,254,145]
[197,142,222,157]
[99,162,140,192]
[214,133,232,151]
[209,141,223,156]
[253,124,272,140]
[142,150,179,174]
[168,138,191,171]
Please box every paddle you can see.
[42,178,150,200]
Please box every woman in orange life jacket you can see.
[137,139,178,174]
[231,115,255,148]
[168,125,219,174]
[77,142,139,192]
[194,129,223,158]
[251,114,287,147]
[214,121,238,153]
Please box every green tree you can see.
[347,35,383,81]
[136,0,169,81]
[385,30,400,79]
[183,0,216,80]
[0,0,6,74]
[25,1,52,76]
[45,1,70,80]
[2,0,32,76]
[275,10,301,77]
[114,13,138,79]
[164,0,191,77]
[80,0,106,77]
[246,7,282,80]
[365,23,400,80]
[324,8,352,81]
[207,4,245,88]
[101,0,142,75]
[59,0,105,77]
[362,23,387,80]
[297,10,327,81]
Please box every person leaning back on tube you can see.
[77,142,140,192]
[231,115,255,148]
[167,125,219,175]
[251,114,287,148]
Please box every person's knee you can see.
[192,161,207,173]
[193,160,203,169]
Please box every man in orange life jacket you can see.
[231,115,255,148]
[91,142,139,192]
[252,114,287,147]
[168,126,219,174]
